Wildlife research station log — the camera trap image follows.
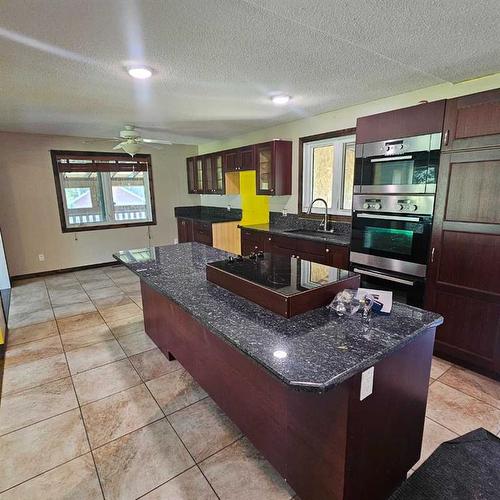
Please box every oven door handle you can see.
[356,213,421,222]
[353,268,415,286]
[370,155,413,162]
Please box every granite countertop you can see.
[174,206,242,224]
[240,223,351,247]
[114,243,443,392]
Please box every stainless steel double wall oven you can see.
[350,133,441,306]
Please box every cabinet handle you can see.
[444,130,449,146]
[268,237,272,241]
[431,247,435,263]
[270,189,274,192]
[326,248,330,253]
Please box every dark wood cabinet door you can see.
[213,154,225,194]
[241,230,266,255]
[204,156,215,193]
[186,158,197,194]
[240,147,255,171]
[442,89,500,151]
[193,221,213,246]
[195,157,205,193]
[326,245,350,269]
[426,149,500,376]
[223,150,239,172]
[177,218,193,243]
[255,141,292,196]
[356,100,446,144]
[255,142,275,195]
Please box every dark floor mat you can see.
[390,428,500,500]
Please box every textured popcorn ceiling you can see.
[0,0,499,144]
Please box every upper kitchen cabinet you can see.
[187,140,292,195]
[356,100,446,144]
[204,154,225,194]
[186,157,198,193]
[442,89,500,151]
[255,140,292,195]
[212,153,225,194]
[187,156,205,193]
[224,146,255,172]
[195,156,205,192]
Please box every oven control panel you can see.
[353,194,435,216]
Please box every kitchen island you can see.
[115,243,443,500]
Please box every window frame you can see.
[298,128,356,221]
[51,150,157,232]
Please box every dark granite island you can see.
[115,243,443,500]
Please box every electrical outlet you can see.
[174,238,179,244]
[282,208,288,216]
[38,254,45,262]
[227,205,231,211]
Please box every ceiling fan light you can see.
[120,142,141,156]
[127,66,153,79]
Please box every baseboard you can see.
[11,260,119,281]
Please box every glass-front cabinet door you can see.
[196,157,204,192]
[256,143,274,194]
[214,154,224,194]
[204,156,214,192]
[186,157,197,193]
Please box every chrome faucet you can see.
[307,198,330,232]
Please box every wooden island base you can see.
[142,281,435,500]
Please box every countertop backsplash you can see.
[269,211,351,235]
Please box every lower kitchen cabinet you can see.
[177,218,193,243]
[241,229,350,269]
[192,221,213,246]
[240,229,268,255]
[177,218,213,246]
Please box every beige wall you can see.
[199,73,500,215]
[0,132,197,276]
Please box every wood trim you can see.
[50,150,157,233]
[298,128,356,218]
[11,260,120,281]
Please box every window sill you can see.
[61,221,156,233]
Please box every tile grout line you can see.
[140,377,222,500]
[0,449,92,495]
[0,392,78,439]
[44,276,108,500]
[134,464,208,499]
[430,377,500,413]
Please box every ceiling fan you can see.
[86,125,172,156]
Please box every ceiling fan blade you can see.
[141,138,172,145]
[83,138,120,144]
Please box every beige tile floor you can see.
[0,265,499,499]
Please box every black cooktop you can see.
[207,253,354,296]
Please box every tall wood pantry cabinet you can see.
[425,88,500,377]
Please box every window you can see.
[301,130,356,217]
[51,151,156,232]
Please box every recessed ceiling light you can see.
[127,66,153,79]
[271,94,291,105]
